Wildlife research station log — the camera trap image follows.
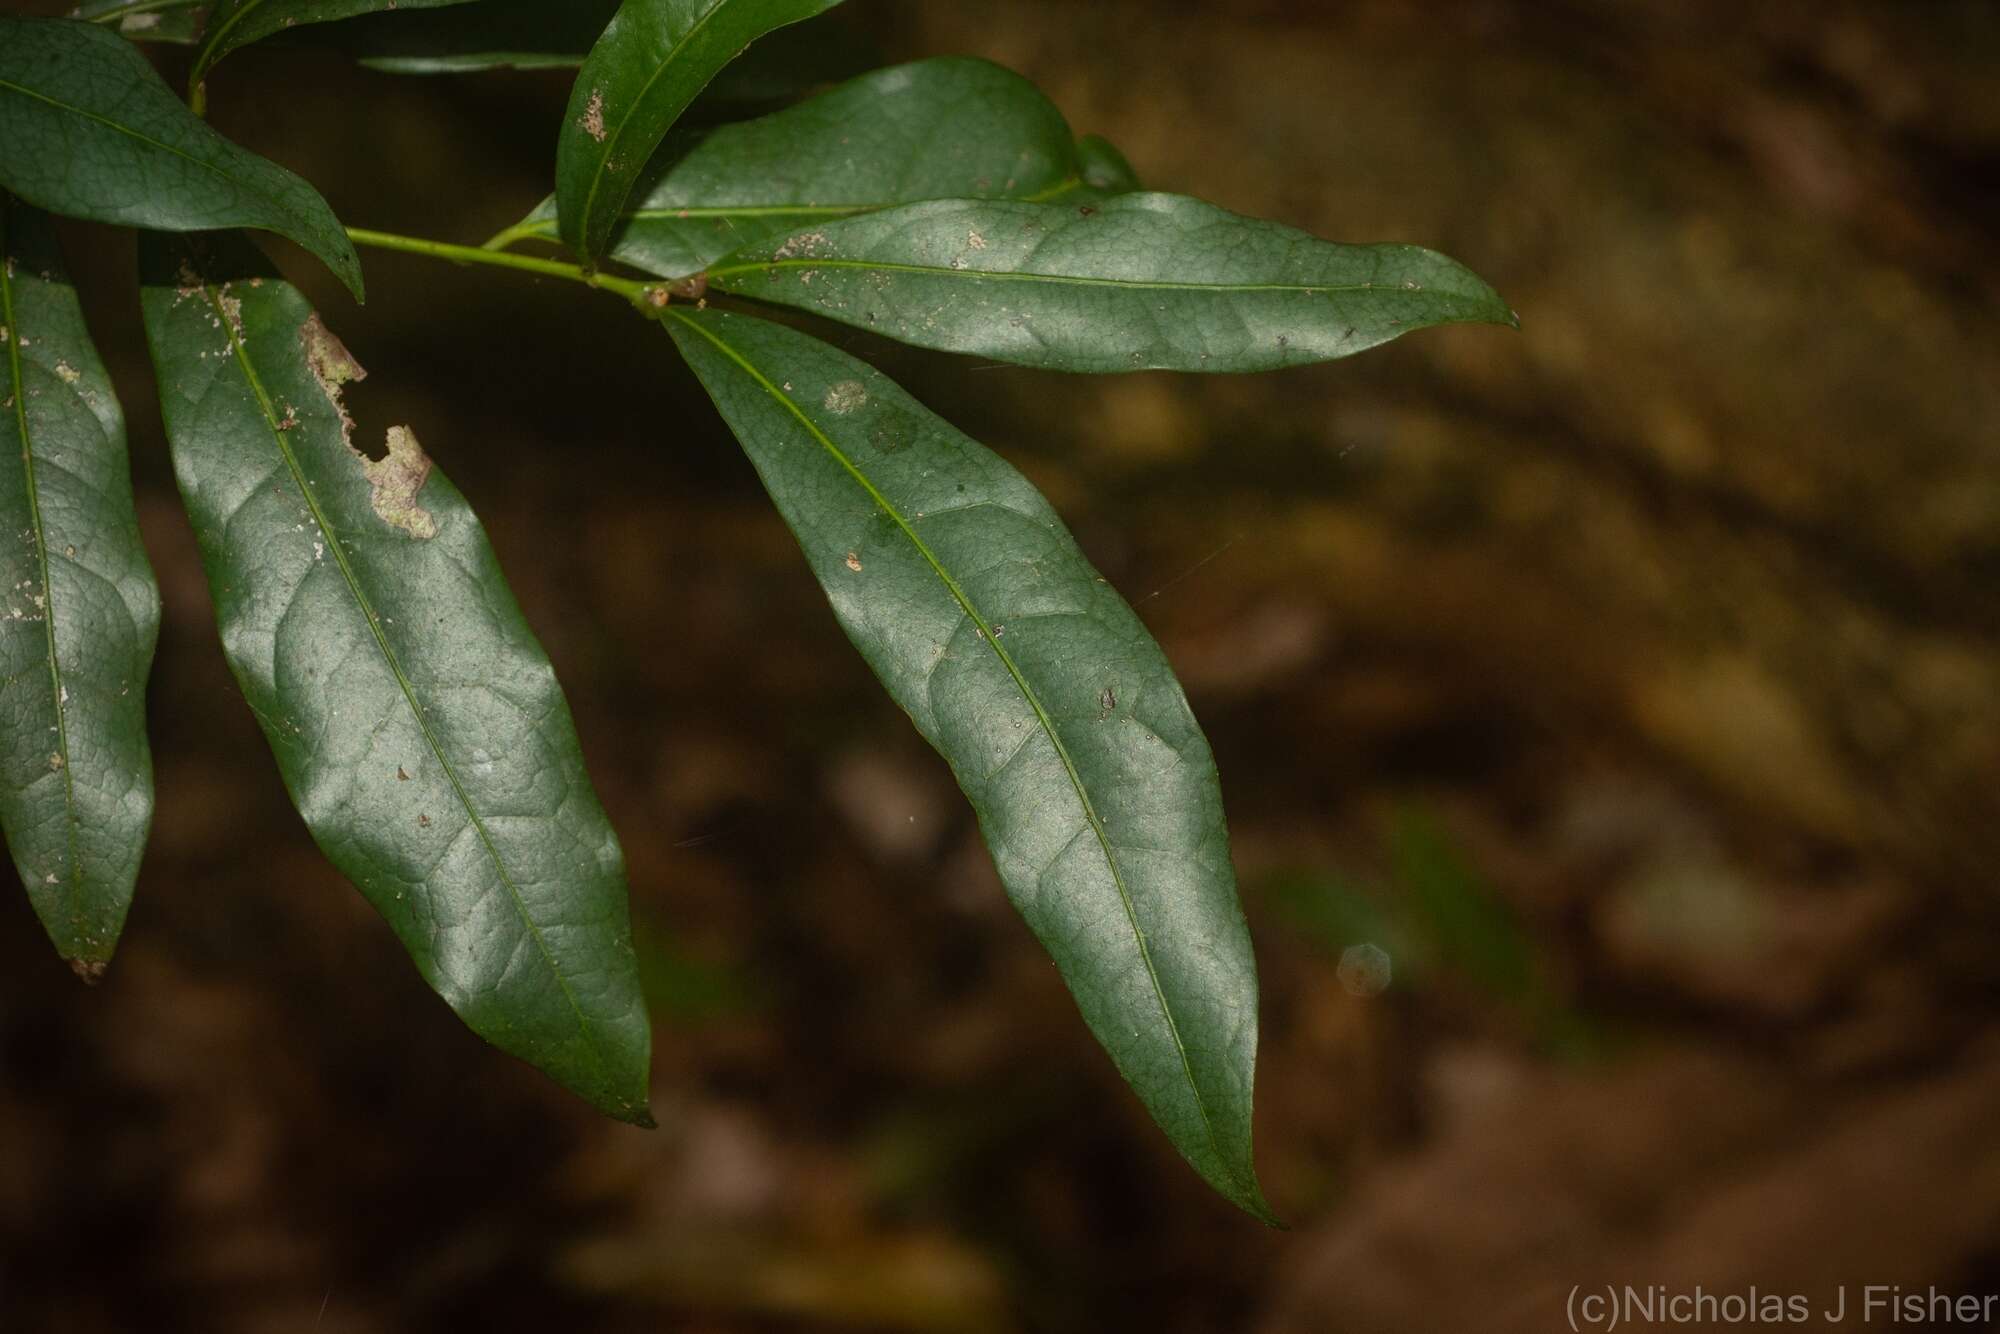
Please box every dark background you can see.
[3,1,1999,1330]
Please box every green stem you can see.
[344,227,659,308]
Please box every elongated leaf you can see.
[333,0,621,74]
[190,0,481,94]
[138,232,650,1122]
[664,306,1273,1219]
[555,0,847,261]
[0,18,363,299]
[706,192,1517,373]
[507,58,1098,279]
[333,0,872,93]
[75,0,210,45]
[0,196,160,974]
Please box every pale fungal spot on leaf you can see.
[580,89,608,143]
[216,288,245,337]
[844,551,863,572]
[823,380,867,415]
[52,360,80,385]
[1337,943,1393,997]
[361,427,438,540]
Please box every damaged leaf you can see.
[138,231,651,1123]
[706,192,1517,373]
[0,195,161,970]
[554,0,849,261]
[665,307,1274,1221]
[504,57,1125,280]
[0,17,363,299]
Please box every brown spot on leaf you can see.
[299,313,367,446]
[362,427,438,541]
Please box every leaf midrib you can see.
[708,256,1407,297]
[204,281,609,1084]
[667,307,1237,1186]
[192,0,264,76]
[0,209,83,938]
[577,0,734,254]
[536,175,1086,238]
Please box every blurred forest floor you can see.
[2,1,1997,1331]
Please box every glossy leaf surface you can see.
[138,233,650,1122]
[509,58,1101,279]
[707,192,1516,372]
[0,197,160,971]
[76,0,209,44]
[554,0,847,260]
[0,18,363,299]
[665,307,1272,1219]
[191,0,482,90]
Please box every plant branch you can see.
[344,227,662,309]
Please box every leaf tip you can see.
[67,956,109,986]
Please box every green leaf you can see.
[334,0,621,74]
[506,58,1095,280]
[664,306,1274,1220]
[1076,133,1140,193]
[0,196,161,975]
[75,0,210,45]
[331,1,871,93]
[0,17,364,300]
[190,0,483,93]
[554,0,848,261]
[706,192,1517,373]
[138,231,651,1123]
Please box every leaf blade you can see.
[554,0,848,261]
[509,57,1109,279]
[665,307,1272,1219]
[190,0,483,91]
[138,233,651,1121]
[706,192,1516,372]
[75,0,210,45]
[0,195,161,971]
[0,17,363,299]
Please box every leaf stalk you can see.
[344,227,662,311]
